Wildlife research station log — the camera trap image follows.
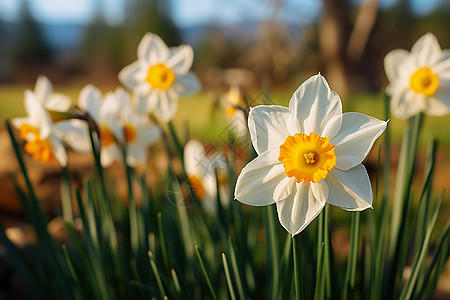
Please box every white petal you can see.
[391,88,426,118]
[138,126,161,145]
[289,74,342,135]
[101,145,121,167]
[273,177,295,202]
[127,144,147,166]
[135,89,158,113]
[154,90,178,122]
[54,120,91,153]
[118,61,142,91]
[234,150,285,206]
[184,139,207,176]
[311,180,329,202]
[276,182,326,236]
[384,49,411,82]
[325,164,373,211]
[172,72,201,97]
[424,93,450,116]
[137,33,169,65]
[411,33,442,66]
[24,91,52,139]
[49,135,67,167]
[78,85,102,122]
[34,75,52,101]
[44,94,72,112]
[248,105,291,155]
[433,49,450,77]
[330,112,387,170]
[166,45,194,74]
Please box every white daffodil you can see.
[118,32,201,122]
[184,140,229,214]
[234,74,387,236]
[384,33,450,118]
[32,75,72,111]
[120,104,161,166]
[78,85,127,167]
[12,91,68,166]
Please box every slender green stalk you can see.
[292,236,300,300]
[158,212,170,273]
[343,211,360,299]
[228,238,246,300]
[60,166,73,223]
[148,251,166,298]
[222,253,237,300]
[385,113,423,297]
[195,245,218,300]
[265,205,280,300]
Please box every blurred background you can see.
[0,0,448,94]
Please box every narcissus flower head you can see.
[234,74,387,236]
[118,33,201,122]
[384,33,450,118]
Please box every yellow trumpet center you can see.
[278,132,336,183]
[188,175,205,199]
[146,63,175,90]
[100,125,115,147]
[19,123,55,163]
[410,67,439,96]
[124,123,137,143]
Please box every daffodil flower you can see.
[118,33,201,122]
[32,75,72,112]
[384,33,450,118]
[234,74,387,236]
[120,104,161,166]
[78,85,127,167]
[184,140,229,214]
[12,91,68,166]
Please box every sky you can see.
[0,0,446,27]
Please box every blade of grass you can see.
[222,252,237,300]
[195,245,218,300]
[148,251,166,298]
[343,211,360,299]
[399,190,445,299]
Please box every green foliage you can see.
[1,91,449,299]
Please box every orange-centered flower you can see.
[124,123,137,143]
[19,123,39,139]
[100,125,115,147]
[24,137,55,163]
[146,63,175,90]
[409,67,439,96]
[278,132,336,183]
[188,175,205,199]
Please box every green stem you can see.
[292,236,300,300]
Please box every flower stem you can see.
[292,236,301,300]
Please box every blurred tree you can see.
[11,0,52,78]
[78,0,181,83]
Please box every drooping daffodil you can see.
[184,139,229,214]
[118,33,201,122]
[12,91,68,166]
[384,33,450,118]
[234,74,387,236]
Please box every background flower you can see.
[184,139,229,214]
[12,91,68,166]
[118,32,201,122]
[32,75,72,112]
[235,74,387,235]
[384,33,450,118]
